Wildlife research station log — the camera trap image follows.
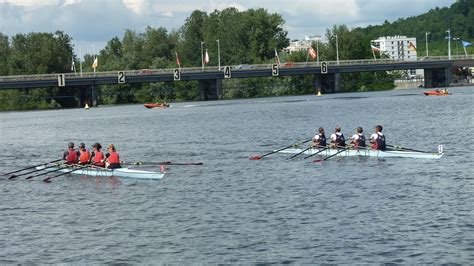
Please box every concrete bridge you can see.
[0,55,472,105]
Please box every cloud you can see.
[0,0,455,55]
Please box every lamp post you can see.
[216,39,221,70]
[201,41,204,70]
[453,37,460,56]
[335,34,339,65]
[446,29,451,59]
[425,32,430,57]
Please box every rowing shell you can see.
[279,146,444,159]
[36,165,165,179]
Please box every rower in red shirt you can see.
[89,142,105,167]
[105,144,122,169]
[63,142,79,164]
[78,143,91,165]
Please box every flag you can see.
[175,52,181,68]
[408,41,417,52]
[92,57,98,69]
[462,40,472,47]
[204,49,209,64]
[274,48,280,65]
[308,46,317,59]
[371,45,380,52]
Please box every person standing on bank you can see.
[350,127,366,149]
[370,125,386,151]
[105,144,122,169]
[330,126,346,148]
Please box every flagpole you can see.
[305,47,310,64]
[79,46,83,77]
[335,34,339,65]
[316,40,319,65]
[464,46,468,58]
[201,41,204,71]
[446,29,451,60]
[93,44,96,75]
[217,39,221,70]
[425,32,430,57]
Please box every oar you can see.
[5,159,62,178]
[287,146,313,160]
[386,144,430,153]
[249,138,312,160]
[43,164,91,183]
[303,146,330,159]
[128,161,203,166]
[25,164,71,180]
[313,146,351,162]
[10,163,63,180]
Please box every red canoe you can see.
[423,90,450,96]
[144,103,170,109]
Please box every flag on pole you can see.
[371,45,380,52]
[175,52,181,68]
[407,41,417,52]
[204,49,209,64]
[92,57,98,69]
[274,48,281,65]
[308,46,317,60]
[462,40,472,57]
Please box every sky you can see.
[0,0,456,56]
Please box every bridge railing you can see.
[0,55,472,82]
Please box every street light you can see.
[425,32,430,57]
[216,39,221,70]
[446,29,451,59]
[201,41,204,70]
[335,34,339,65]
[453,37,460,56]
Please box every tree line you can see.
[0,0,472,110]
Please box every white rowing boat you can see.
[36,165,165,179]
[279,145,444,159]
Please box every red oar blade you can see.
[313,159,323,163]
[249,155,262,160]
[43,177,52,183]
[25,176,35,180]
[8,175,17,180]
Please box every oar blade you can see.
[313,159,323,163]
[249,155,262,160]
[8,175,17,180]
[43,177,52,183]
[25,176,35,180]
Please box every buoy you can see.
[317,90,322,97]
[84,103,90,110]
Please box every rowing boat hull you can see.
[36,166,165,179]
[423,90,449,96]
[144,103,170,109]
[279,148,443,159]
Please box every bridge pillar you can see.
[199,79,222,100]
[317,73,341,94]
[91,84,98,107]
[424,68,452,88]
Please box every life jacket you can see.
[314,134,326,148]
[92,151,105,167]
[355,133,366,149]
[79,149,90,164]
[373,132,386,151]
[334,133,345,148]
[65,148,78,164]
[108,151,120,164]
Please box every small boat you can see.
[279,146,444,159]
[423,89,450,96]
[144,102,170,109]
[36,165,165,179]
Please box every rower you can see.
[312,127,327,148]
[63,142,79,164]
[350,127,366,149]
[78,143,91,165]
[330,126,345,148]
[105,144,122,169]
[370,125,386,151]
[90,142,105,167]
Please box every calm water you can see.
[1,86,473,264]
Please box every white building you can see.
[284,35,322,54]
[371,35,422,77]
